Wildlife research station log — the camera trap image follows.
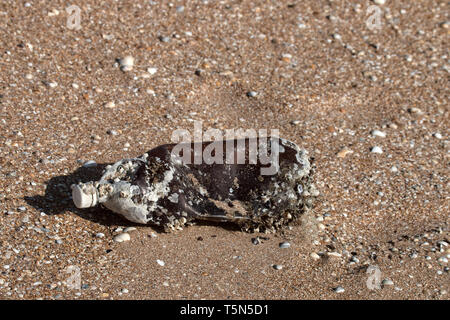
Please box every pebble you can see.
[82,160,97,168]
[370,146,383,154]
[279,241,291,249]
[158,36,171,43]
[95,233,105,238]
[310,252,321,260]
[374,0,386,4]
[119,55,134,72]
[105,101,116,109]
[246,91,257,97]
[390,166,398,173]
[252,237,260,245]
[407,107,423,114]
[17,206,26,212]
[176,5,185,13]
[124,227,137,233]
[147,67,158,75]
[382,279,394,286]
[121,288,129,294]
[433,133,442,139]
[332,33,342,41]
[371,130,386,138]
[273,264,283,270]
[156,259,165,266]
[113,233,130,243]
[107,129,119,136]
[334,286,345,293]
[328,252,342,258]
[438,257,448,264]
[337,148,353,158]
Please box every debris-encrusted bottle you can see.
[72,137,317,232]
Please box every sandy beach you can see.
[0,0,448,299]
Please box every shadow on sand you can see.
[24,163,140,228]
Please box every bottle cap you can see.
[72,183,99,208]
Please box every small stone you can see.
[82,160,97,168]
[95,233,105,238]
[25,73,33,80]
[433,133,442,139]
[273,264,283,270]
[332,33,342,40]
[438,256,448,264]
[176,5,185,13]
[407,107,423,114]
[279,241,291,249]
[371,130,386,138]
[374,0,386,5]
[107,129,119,136]
[334,286,345,293]
[72,83,79,89]
[390,166,398,173]
[113,233,130,243]
[124,227,137,233]
[47,82,58,88]
[119,55,134,72]
[310,252,321,260]
[17,206,26,212]
[246,91,257,97]
[388,123,398,129]
[158,36,171,43]
[147,67,158,75]
[252,237,261,245]
[337,148,353,158]
[328,252,342,258]
[105,101,116,109]
[382,279,394,286]
[441,21,450,29]
[156,259,165,266]
[370,146,383,154]
[121,288,129,294]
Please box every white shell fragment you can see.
[119,55,134,72]
[113,233,131,243]
[370,146,383,154]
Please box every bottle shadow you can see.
[24,163,143,228]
